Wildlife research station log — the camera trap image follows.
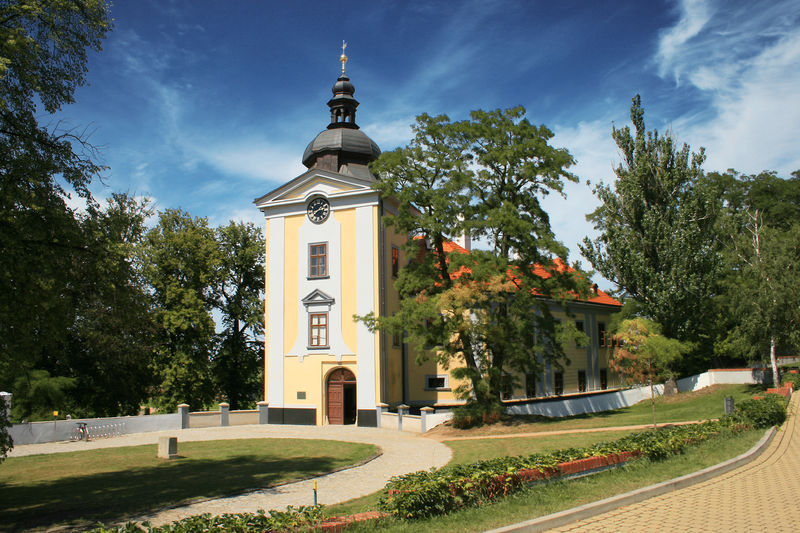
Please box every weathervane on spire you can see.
[340,40,348,75]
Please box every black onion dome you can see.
[301,61,381,171]
[332,75,355,96]
[302,128,381,168]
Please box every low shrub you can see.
[782,372,800,389]
[87,506,325,533]
[723,394,787,429]
[451,402,506,429]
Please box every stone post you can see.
[178,404,190,429]
[724,396,735,415]
[157,436,178,459]
[0,392,10,420]
[420,406,434,433]
[397,404,409,432]
[376,402,388,429]
[257,401,269,424]
[219,402,230,426]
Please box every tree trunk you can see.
[650,377,657,430]
[770,336,780,387]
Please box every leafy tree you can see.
[717,215,800,384]
[580,95,721,369]
[62,194,158,417]
[1,394,12,462]
[708,169,800,230]
[708,169,800,378]
[212,221,265,409]
[10,369,75,421]
[611,318,688,428]
[0,0,110,428]
[140,209,220,411]
[365,108,583,419]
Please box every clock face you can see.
[307,197,330,223]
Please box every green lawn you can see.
[429,384,762,439]
[446,429,638,464]
[0,438,377,531]
[341,429,765,532]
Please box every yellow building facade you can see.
[255,61,621,426]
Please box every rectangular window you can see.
[425,375,449,390]
[554,372,564,395]
[525,374,537,398]
[309,243,327,278]
[578,370,587,392]
[309,313,328,347]
[575,320,584,347]
[600,369,608,390]
[391,246,399,278]
[598,321,607,348]
[502,376,513,400]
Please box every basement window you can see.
[425,375,449,391]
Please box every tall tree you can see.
[711,170,800,381]
[141,209,220,411]
[0,0,110,427]
[580,95,721,369]
[212,221,265,409]
[62,194,157,417]
[366,108,583,419]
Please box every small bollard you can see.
[158,436,179,459]
[724,396,735,415]
[313,479,318,506]
[397,404,409,432]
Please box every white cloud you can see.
[656,0,713,81]
[655,0,800,176]
[545,119,621,291]
[191,140,305,183]
[362,118,414,150]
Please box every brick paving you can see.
[548,393,800,533]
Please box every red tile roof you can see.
[416,237,620,307]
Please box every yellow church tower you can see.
[254,46,403,426]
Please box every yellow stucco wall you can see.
[384,222,406,404]
[335,209,358,352]
[283,214,303,355]
[402,307,622,405]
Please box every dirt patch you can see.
[657,384,723,404]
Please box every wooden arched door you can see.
[327,368,356,425]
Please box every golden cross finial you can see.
[340,40,348,75]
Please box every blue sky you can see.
[58,0,800,289]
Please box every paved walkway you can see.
[9,424,452,527]
[547,393,800,532]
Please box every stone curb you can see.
[485,425,777,533]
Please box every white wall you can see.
[508,368,770,419]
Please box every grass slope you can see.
[428,384,760,439]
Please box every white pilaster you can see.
[355,206,376,411]
[268,218,285,407]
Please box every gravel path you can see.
[9,424,452,527]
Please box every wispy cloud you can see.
[656,0,712,82]
[655,0,800,175]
